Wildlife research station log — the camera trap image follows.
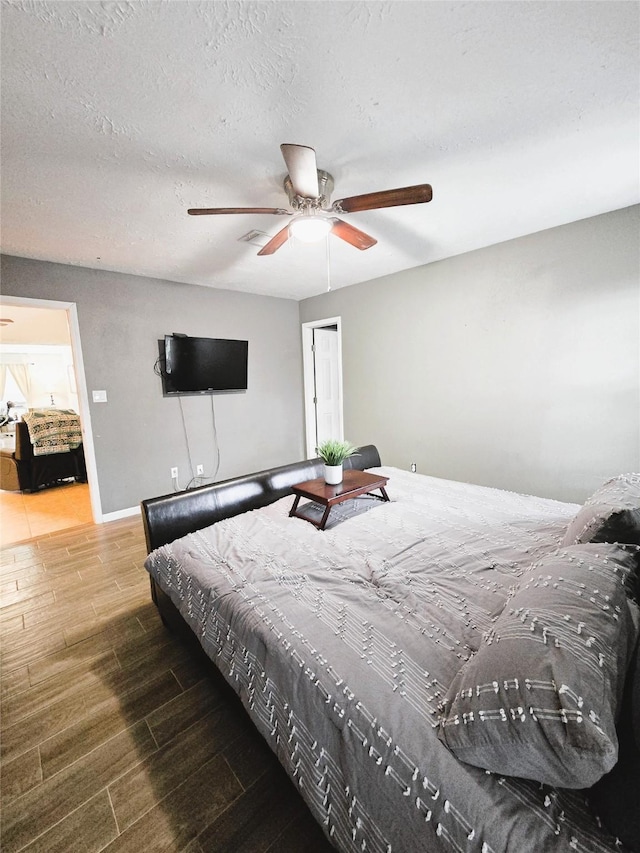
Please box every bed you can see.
[141,446,640,853]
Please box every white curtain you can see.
[7,364,33,406]
[0,365,6,401]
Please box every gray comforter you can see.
[145,467,625,853]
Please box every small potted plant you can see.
[316,439,359,485]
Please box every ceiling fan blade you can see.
[188,207,289,215]
[330,218,377,250]
[280,144,319,198]
[332,184,433,214]
[257,224,291,256]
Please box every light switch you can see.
[92,390,108,403]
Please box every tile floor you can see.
[0,482,93,548]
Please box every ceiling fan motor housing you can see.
[284,170,334,210]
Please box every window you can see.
[1,369,28,421]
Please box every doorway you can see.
[301,317,344,458]
[0,296,101,540]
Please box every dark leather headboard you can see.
[141,444,382,553]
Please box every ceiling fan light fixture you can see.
[289,215,332,243]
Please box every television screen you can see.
[161,334,248,395]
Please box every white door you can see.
[302,318,344,458]
[313,327,341,447]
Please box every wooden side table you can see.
[289,469,389,530]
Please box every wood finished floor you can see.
[0,516,335,852]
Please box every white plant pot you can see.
[324,464,343,485]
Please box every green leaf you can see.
[315,439,360,466]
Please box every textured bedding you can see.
[22,408,82,456]
[144,467,635,853]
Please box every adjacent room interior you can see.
[0,303,92,546]
[1,2,638,852]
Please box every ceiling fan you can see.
[187,144,433,256]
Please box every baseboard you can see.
[100,505,141,523]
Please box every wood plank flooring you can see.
[0,516,335,852]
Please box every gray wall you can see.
[1,256,305,514]
[300,206,640,503]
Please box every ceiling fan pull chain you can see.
[326,233,332,292]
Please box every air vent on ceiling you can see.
[238,230,270,247]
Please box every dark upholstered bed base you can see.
[150,575,192,637]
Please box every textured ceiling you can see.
[1,1,638,300]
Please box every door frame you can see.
[0,294,103,522]
[301,316,344,458]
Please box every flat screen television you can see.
[161,334,248,395]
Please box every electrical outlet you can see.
[196,464,204,476]
[171,467,178,479]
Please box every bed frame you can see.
[140,445,639,852]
